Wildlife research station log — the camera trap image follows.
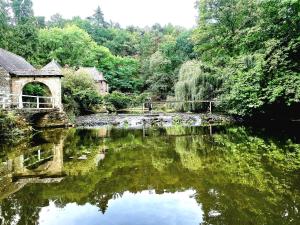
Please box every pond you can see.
[0,124,300,225]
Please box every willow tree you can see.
[175,60,222,112]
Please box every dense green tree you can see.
[7,20,38,61]
[11,0,34,24]
[90,6,107,28]
[62,69,103,116]
[145,51,174,99]
[103,29,140,56]
[0,0,39,61]
[0,0,9,25]
[36,16,46,28]
[35,25,110,67]
[0,0,10,48]
[192,0,300,118]
[141,30,195,99]
[175,60,222,111]
[47,13,66,27]
[99,55,142,93]
[69,16,114,45]
[1,0,298,118]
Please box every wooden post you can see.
[209,101,212,114]
[142,103,145,114]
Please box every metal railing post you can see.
[2,98,5,109]
[37,96,40,109]
[18,94,23,109]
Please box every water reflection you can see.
[0,125,300,225]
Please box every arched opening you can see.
[22,82,53,109]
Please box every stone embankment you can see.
[16,109,71,128]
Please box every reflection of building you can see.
[12,141,64,179]
[97,127,110,138]
[0,132,66,200]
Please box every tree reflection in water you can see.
[0,125,300,225]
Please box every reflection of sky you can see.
[39,190,203,225]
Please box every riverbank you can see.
[75,113,234,128]
[0,110,32,142]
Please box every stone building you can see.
[77,67,109,95]
[0,48,63,109]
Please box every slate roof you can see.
[77,67,106,82]
[0,48,62,77]
[0,48,35,73]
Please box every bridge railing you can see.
[0,93,55,110]
[115,100,221,114]
[142,100,221,114]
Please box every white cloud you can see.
[32,0,198,28]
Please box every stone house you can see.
[76,67,109,95]
[0,48,63,109]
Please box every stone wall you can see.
[17,109,71,128]
[97,81,109,95]
[32,110,70,128]
[11,77,62,110]
[0,66,11,95]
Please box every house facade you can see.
[77,67,109,95]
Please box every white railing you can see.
[0,93,55,110]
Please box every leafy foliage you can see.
[35,25,110,67]
[0,110,31,139]
[193,0,300,118]
[175,60,222,111]
[62,69,103,116]
[2,125,300,224]
[103,91,132,110]
[22,82,51,97]
[1,0,299,118]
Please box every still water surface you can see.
[0,125,300,225]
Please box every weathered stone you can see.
[10,76,62,110]
[14,109,70,128]
[0,66,11,95]
[0,48,63,110]
[76,67,109,95]
[32,110,70,128]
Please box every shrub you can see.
[104,92,131,110]
[131,92,151,107]
[0,110,31,139]
[62,69,103,116]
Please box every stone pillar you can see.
[0,67,11,95]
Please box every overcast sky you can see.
[32,0,198,28]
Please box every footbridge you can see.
[0,93,56,110]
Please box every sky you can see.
[32,0,198,28]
